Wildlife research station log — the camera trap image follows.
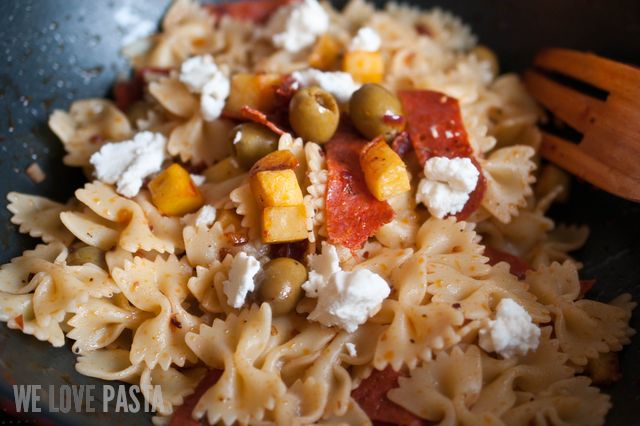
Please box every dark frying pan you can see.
[0,0,639,424]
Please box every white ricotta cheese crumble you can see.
[415,156,479,218]
[223,252,261,309]
[349,27,381,52]
[264,0,329,53]
[302,242,341,296]
[89,131,166,198]
[303,242,390,333]
[180,205,216,229]
[291,69,361,103]
[479,298,541,359]
[178,55,230,121]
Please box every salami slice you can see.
[484,246,531,280]
[168,369,223,426]
[351,367,424,426]
[204,0,295,23]
[325,128,394,250]
[399,90,487,220]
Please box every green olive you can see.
[289,87,340,143]
[230,123,279,169]
[204,156,244,183]
[258,257,307,315]
[67,246,107,269]
[349,84,405,140]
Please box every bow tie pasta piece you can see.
[479,145,536,224]
[61,181,177,254]
[526,262,636,366]
[185,303,286,425]
[48,99,132,168]
[67,294,150,354]
[7,192,75,245]
[76,348,205,416]
[111,255,200,370]
[0,242,118,347]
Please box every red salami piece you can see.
[168,369,222,426]
[352,367,424,426]
[390,131,411,158]
[398,90,487,220]
[240,105,287,135]
[484,246,531,280]
[325,129,394,250]
[204,0,295,23]
[113,67,170,112]
[579,279,596,299]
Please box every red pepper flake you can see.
[579,279,596,299]
[484,246,530,280]
[325,128,394,250]
[352,367,424,426]
[389,131,411,158]
[168,370,223,426]
[204,0,296,23]
[240,105,287,135]
[13,315,24,330]
[398,90,487,220]
[275,74,299,107]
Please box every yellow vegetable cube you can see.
[204,157,245,183]
[261,205,308,243]
[148,164,204,216]
[251,169,303,208]
[309,35,342,70]
[360,139,411,201]
[223,73,283,119]
[343,51,384,84]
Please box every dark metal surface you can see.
[0,0,639,424]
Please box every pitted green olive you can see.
[289,87,340,143]
[258,257,307,315]
[230,123,279,169]
[349,84,405,140]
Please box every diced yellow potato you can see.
[360,139,411,201]
[251,169,303,208]
[261,205,308,243]
[309,35,342,70]
[149,164,204,216]
[223,73,283,119]
[343,51,384,84]
[204,157,245,183]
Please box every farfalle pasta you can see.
[0,0,635,425]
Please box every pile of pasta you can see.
[1,0,635,425]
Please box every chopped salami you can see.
[168,369,222,426]
[113,67,170,112]
[484,246,531,280]
[204,0,295,23]
[399,90,487,220]
[240,105,287,135]
[325,128,394,250]
[579,279,596,299]
[390,131,411,158]
[352,367,424,426]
